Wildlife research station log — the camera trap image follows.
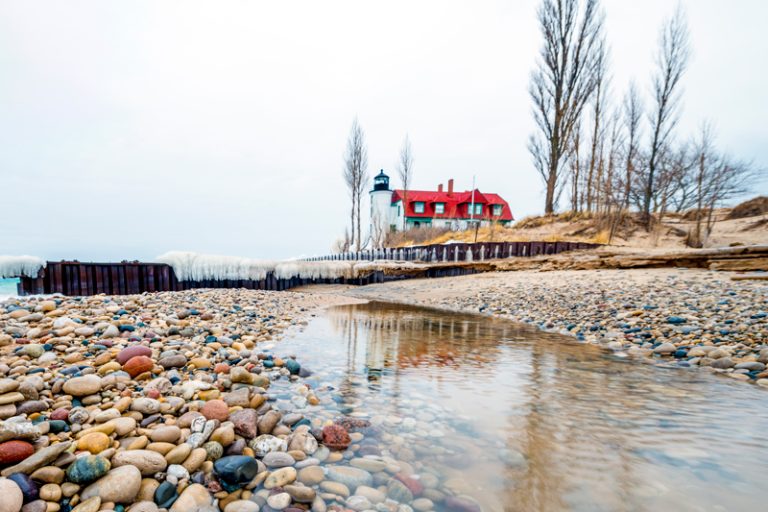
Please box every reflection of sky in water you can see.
[278,302,768,512]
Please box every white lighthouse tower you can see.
[369,169,393,247]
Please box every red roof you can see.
[391,188,514,221]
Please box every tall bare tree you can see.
[641,7,689,229]
[584,46,609,212]
[529,0,606,215]
[621,82,642,212]
[343,118,368,251]
[397,135,414,231]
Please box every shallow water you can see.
[275,301,768,512]
[0,278,18,302]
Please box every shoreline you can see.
[297,267,768,386]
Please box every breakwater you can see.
[11,241,599,296]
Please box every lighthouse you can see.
[370,169,393,246]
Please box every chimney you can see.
[447,179,454,194]
[438,183,443,192]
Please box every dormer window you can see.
[493,204,502,216]
[435,202,445,214]
[414,202,425,214]
[469,203,482,215]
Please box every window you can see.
[493,204,502,216]
[414,202,425,214]
[474,203,483,215]
[435,202,445,214]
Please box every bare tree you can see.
[396,135,414,231]
[621,82,642,213]
[686,124,756,247]
[342,118,369,251]
[641,7,689,229]
[529,0,606,215]
[567,119,584,212]
[584,46,609,212]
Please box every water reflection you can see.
[280,302,768,512]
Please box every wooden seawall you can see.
[15,241,599,296]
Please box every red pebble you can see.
[116,345,152,365]
[0,440,35,464]
[213,363,230,374]
[50,408,70,421]
[123,355,154,378]
[322,424,351,450]
[396,474,424,496]
[200,400,229,421]
[145,389,161,399]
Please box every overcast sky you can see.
[1,0,766,261]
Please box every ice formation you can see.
[0,256,46,278]
[156,252,276,281]
[156,251,414,282]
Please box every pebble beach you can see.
[0,268,766,512]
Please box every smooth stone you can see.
[711,357,735,369]
[354,486,386,504]
[213,456,259,492]
[284,484,315,503]
[7,473,37,502]
[169,484,212,512]
[412,498,434,511]
[264,467,297,489]
[326,466,372,492]
[150,426,181,444]
[62,376,102,397]
[319,481,349,498]
[349,458,386,473]
[1,441,71,477]
[81,465,142,503]
[153,481,178,509]
[20,500,46,512]
[131,398,162,415]
[387,479,413,503]
[262,452,295,468]
[111,450,167,476]
[116,346,152,365]
[0,441,35,465]
[249,435,287,457]
[0,477,23,512]
[165,444,192,464]
[71,496,101,512]
[297,466,324,485]
[66,455,111,483]
[77,432,111,454]
[223,500,260,512]
[345,496,372,512]
[266,492,291,511]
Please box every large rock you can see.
[62,375,102,397]
[81,465,141,504]
[0,477,23,512]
